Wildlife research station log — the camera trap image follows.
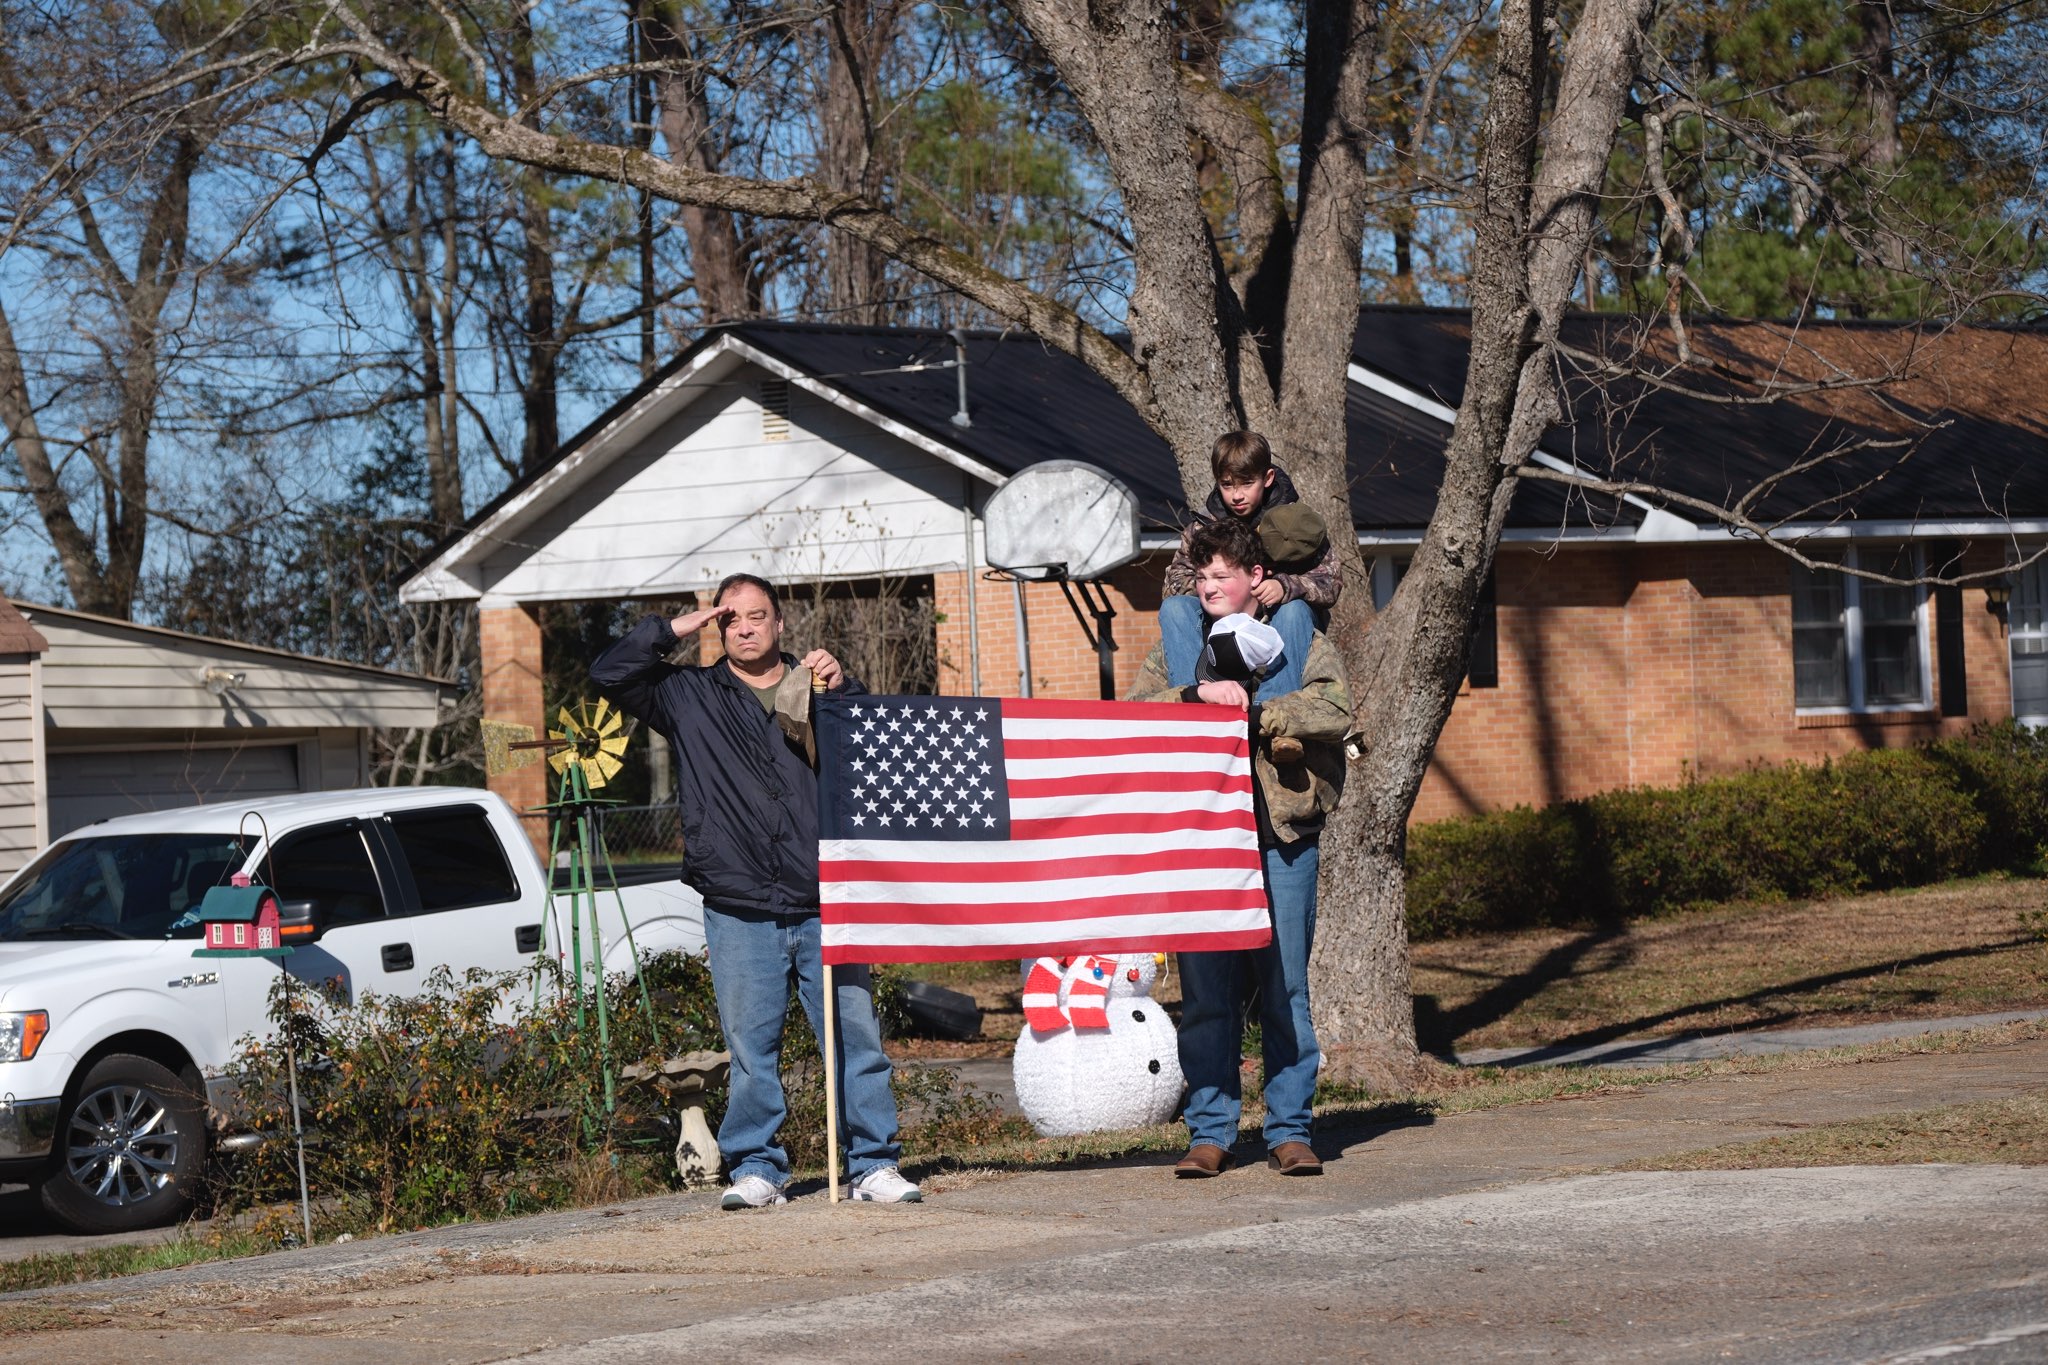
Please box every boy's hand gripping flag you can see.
[816,695,1272,964]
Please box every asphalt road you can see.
[517,1166,2048,1365]
[4,1036,2044,1363]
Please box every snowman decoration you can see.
[1011,952,1185,1136]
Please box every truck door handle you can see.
[515,924,542,954]
[381,943,414,972]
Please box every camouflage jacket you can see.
[1126,627,1351,846]
[1161,464,1344,609]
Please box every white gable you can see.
[455,364,983,603]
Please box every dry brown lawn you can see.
[889,876,2048,1061]
[1412,875,2048,1053]
[1622,1089,2048,1171]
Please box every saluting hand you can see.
[670,602,733,640]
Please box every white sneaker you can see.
[850,1165,923,1203]
[720,1174,788,1210]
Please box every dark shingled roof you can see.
[1350,306,2048,528]
[417,308,2048,580]
[731,320,1604,534]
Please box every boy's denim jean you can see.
[1176,837,1322,1151]
[701,903,900,1185]
[1160,594,1314,698]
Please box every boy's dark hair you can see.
[1186,517,1266,576]
[713,572,782,615]
[1210,430,1274,484]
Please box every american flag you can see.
[816,694,1271,964]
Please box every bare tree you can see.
[0,0,271,616]
[207,0,2048,1079]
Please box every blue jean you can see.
[1176,838,1321,1151]
[1160,594,1314,700]
[701,904,900,1185]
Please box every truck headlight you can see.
[0,1011,49,1062]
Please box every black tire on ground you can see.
[38,1053,205,1235]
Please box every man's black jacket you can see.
[589,614,867,915]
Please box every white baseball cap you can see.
[1207,613,1285,671]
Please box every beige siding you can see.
[482,373,975,602]
[32,615,447,732]
[0,653,45,878]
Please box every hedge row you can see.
[1404,721,2048,941]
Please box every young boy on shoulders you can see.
[1128,518,1351,1180]
[1159,431,1342,709]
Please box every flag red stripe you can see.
[824,927,1273,965]
[823,888,1271,926]
[1006,771,1255,798]
[1001,698,1239,724]
[821,846,1262,884]
[1002,734,1244,761]
[1010,809,1256,840]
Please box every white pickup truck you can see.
[0,787,703,1234]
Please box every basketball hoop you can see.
[983,460,1141,582]
[983,462,1143,700]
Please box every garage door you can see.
[47,744,303,837]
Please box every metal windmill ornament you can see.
[549,698,629,789]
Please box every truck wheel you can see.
[39,1054,205,1235]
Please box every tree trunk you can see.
[1012,0,1238,483]
[1312,0,1657,1083]
[638,0,752,321]
[820,1,903,322]
[1855,0,1909,273]
[438,129,465,518]
[0,299,107,611]
[513,9,562,474]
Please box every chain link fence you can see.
[595,802,684,868]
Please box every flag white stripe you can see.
[1005,753,1252,779]
[999,716,1248,743]
[823,906,1273,948]
[822,828,1260,864]
[1009,789,1258,819]
[824,865,1264,905]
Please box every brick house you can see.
[400,309,2048,826]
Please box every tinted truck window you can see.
[388,807,519,911]
[270,822,387,926]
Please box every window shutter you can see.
[1468,567,1499,689]
[1933,540,1968,717]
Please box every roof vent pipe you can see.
[949,327,972,428]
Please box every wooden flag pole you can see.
[815,669,842,1205]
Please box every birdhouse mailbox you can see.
[193,873,290,958]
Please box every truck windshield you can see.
[0,834,252,941]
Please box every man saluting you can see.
[591,573,922,1208]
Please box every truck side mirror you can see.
[276,898,324,944]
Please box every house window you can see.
[1790,545,1929,711]
[1371,554,1497,689]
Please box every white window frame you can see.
[1792,543,1934,715]
[2007,541,2048,727]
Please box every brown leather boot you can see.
[1266,1141,1323,1175]
[1174,1144,1234,1178]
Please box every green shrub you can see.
[216,953,982,1238]
[1405,730,2018,941]
[1404,804,1589,939]
[1923,721,2048,868]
